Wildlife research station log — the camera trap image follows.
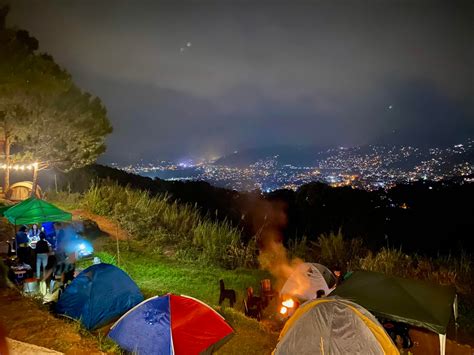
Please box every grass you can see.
[79,182,256,268]
[48,186,474,349]
[77,239,279,354]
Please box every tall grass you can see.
[359,247,473,295]
[81,182,256,268]
[314,230,364,271]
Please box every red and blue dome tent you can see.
[109,294,234,355]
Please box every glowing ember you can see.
[280,306,288,315]
[282,299,295,308]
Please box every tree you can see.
[0,7,112,195]
[0,6,70,191]
[19,85,112,193]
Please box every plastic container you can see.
[23,278,38,294]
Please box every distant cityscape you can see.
[111,138,474,192]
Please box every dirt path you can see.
[0,289,103,355]
[71,210,127,241]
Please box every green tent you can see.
[332,270,457,355]
[3,198,72,225]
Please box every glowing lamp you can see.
[282,299,295,308]
[79,243,86,250]
[280,306,288,315]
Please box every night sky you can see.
[8,0,474,163]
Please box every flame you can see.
[282,298,295,308]
[280,306,288,315]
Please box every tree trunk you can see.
[3,135,10,194]
[31,164,38,198]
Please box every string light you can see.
[0,163,39,170]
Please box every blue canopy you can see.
[56,263,143,330]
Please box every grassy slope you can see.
[79,240,279,354]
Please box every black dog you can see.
[218,279,236,307]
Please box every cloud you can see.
[8,0,474,161]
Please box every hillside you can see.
[38,163,474,256]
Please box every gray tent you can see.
[274,297,399,355]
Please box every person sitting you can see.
[15,226,30,265]
[35,232,50,279]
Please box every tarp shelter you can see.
[56,263,144,330]
[274,297,399,355]
[3,198,71,225]
[332,270,458,355]
[280,262,337,301]
[109,294,234,355]
[6,181,42,201]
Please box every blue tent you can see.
[56,263,143,330]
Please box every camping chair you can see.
[243,287,263,321]
[260,279,277,308]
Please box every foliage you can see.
[81,182,257,268]
[359,248,473,295]
[287,236,313,260]
[313,230,364,271]
[0,6,112,194]
[45,189,82,210]
[19,85,112,171]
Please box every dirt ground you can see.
[409,328,474,355]
[6,337,63,354]
[0,288,103,355]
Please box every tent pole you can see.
[439,334,446,355]
[14,218,18,258]
[116,221,120,267]
[454,294,459,340]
